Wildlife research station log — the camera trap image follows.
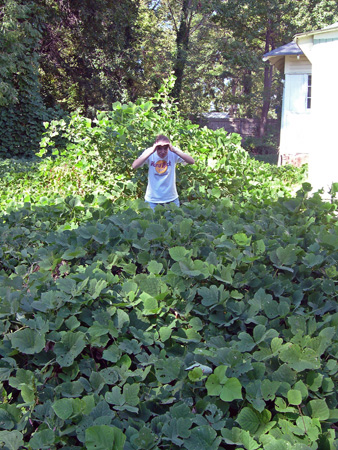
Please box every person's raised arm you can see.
[132,145,156,169]
[170,145,195,165]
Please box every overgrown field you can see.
[1,86,338,450]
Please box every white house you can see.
[263,23,338,195]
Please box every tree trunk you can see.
[259,27,273,137]
[171,0,190,101]
[230,81,237,117]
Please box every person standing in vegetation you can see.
[132,135,195,209]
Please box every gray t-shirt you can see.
[140,148,185,203]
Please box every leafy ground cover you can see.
[2,81,338,449]
[1,188,338,450]
[0,77,306,213]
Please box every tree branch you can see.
[165,0,179,34]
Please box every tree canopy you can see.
[1,0,338,155]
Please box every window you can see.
[307,75,312,109]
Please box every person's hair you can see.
[155,134,170,144]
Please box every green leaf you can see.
[61,247,87,260]
[287,389,302,405]
[309,399,330,420]
[276,245,298,266]
[9,328,45,354]
[261,380,280,401]
[206,374,222,396]
[119,339,141,355]
[279,344,320,372]
[53,331,86,367]
[184,425,221,450]
[188,367,204,382]
[105,386,125,407]
[236,407,260,434]
[102,345,121,363]
[141,292,160,315]
[263,439,291,450]
[293,380,308,399]
[198,285,219,306]
[0,431,24,450]
[144,223,164,240]
[302,253,325,268]
[233,232,251,246]
[159,326,172,342]
[237,332,256,352]
[271,337,283,353]
[147,260,163,274]
[220,378,242,402]
[123,383,140,407]
[180,218,193,236]
[65,316,81,331]
[89,278,108,299]
[221,428,260,450]
[239,429,260,450]
[169,246,190,261]
[213,365,228,381]
[85,425,126,450]
[155,357,182,384]
[130,427,156,449]
[20,385,35,404]
[113,309,130,330]
[52,398,73,420]
[29,429,55,450]
[0,409,16,430]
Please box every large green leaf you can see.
[52,398,73,420]
[169,246,190,261]
[9,328,45,354]
[0,431,24,450]
[198,285,220,306]
[53,331,86,367]
[309,399,330,420]
[29,429,55,450]
[220,378,243,402]
[85,425,126,450]
[184,426,221,450]
[155,357,182,384]
[287,389,302,406]
[279,344,320,372]
[144,223,164,240]
[236,407,261,434]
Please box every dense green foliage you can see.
[2,0,338,157]
[3,92,338,449]
[1,183,338,450]
[0,1,64,158]
[3,79,305,209]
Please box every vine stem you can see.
[298,404,307,434]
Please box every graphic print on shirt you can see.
[151,160,172,175]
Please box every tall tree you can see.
[214,0,338,134]
[36,0,143,114]
[162,0,217,102]
[0,0,60,156]
[214,0,296,134]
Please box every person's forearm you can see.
[132,147,154,169]
[171,147,195,165]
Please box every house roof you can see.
[263,22,338,70]
[294,21,338,39]
[263,42,303,71]
[263,42,302,58]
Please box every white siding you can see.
[296,28,338,193]
[280,74,311,156]
[284,55,311,74]
[284,74,310,112]
[307,37,338,192]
